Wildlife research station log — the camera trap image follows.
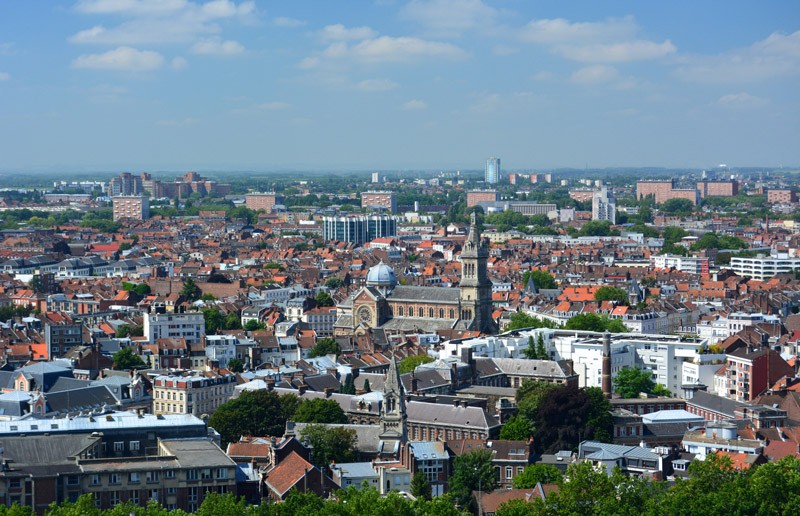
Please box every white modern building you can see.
[485,157,500,184]
[592,186,616,224]
[696,312,779,344]
[730,253,800,280]
[144,311,205,344]
[651,254,710,275]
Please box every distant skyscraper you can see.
[485,157,500,184]
[372,172,380,183]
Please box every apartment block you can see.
[767,189,797,204]
[153,372,237,416]
[697,180,739,198]
[730,254,800,280]
[650,254,710,275]
[245,193,283,213]
[361,191,397,213]
[112,196,149,221]
[637,179,700,205]
[144,311,205,344]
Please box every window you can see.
[149,489,159,502]
[506,467,513,480]
[201,468,212,480]
[146,471,160,483]
[188,487,199,503]
[130,441,140,452]
[408,307,414,317]
[109,473,121,485]
[167,487,177,495]
[114,441,124,452]
[90,474,101,486]
[128,472,140,484]
[429,308,434,318]
[130,491,139,505]
[517,467,524,475]
[216,468,228,479]
[66,476,79,486]
[110,491,121,505]
[165,470,175,479]
[9,479,21,489]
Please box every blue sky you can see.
[0,0,798,172]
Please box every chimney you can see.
[266,380,275,391]
[460,400,468,408]
[324,387,334,398]
[410,371,419,394]
[270,436,277,447]
[453,399,459,408]
[601,331,612,398]
[298,384,307,395]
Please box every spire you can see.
[466,211,481,247]
[525,274,539,295]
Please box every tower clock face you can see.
[358,307,371,323]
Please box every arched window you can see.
[408,307,414,317]
[397,306,403,316]
[439,309,444,318]
[450,309,455,319]
[429,308,434,318]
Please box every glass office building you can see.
[322,215,398,245]
[485,157,500,184]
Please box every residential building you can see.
[112,196,149,221]
[636,179,700,205]
[722,347,793,402]
[152,372,237,416]
[650,254,710,274]
[569,189,597,203]
[485,157,500,184]
[767,189,797,204]
[592,186,616,224]
[682,422,763,460]
[476,201,558,216]
[362,191,397,213]
[245,193,282,213]
[730,253,800,280]
[697,180,739,198]
[144,310,205,344]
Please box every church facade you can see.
[334,214,497,335]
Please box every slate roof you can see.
[386,285,461,304]
[686,390,747,418]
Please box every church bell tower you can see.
[379,356,408,451]
[459,212,496,334]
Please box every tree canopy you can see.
[564,313,629,333]
[308,338,341,358]
[593,286,629,305]
[208,390,300,446]
[512,464,564,489]
[613,367,672,398]
[292,398,348,425]
[112,347,146,370]
[299,424,357,468]
[449,449,498,508]
[505,313,560,332]
[398,354,434,374]
[315,291,335,307]
[521,270,557,290]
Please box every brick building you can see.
[361,191,397,213]
[569,189,597,203]
[767,189,797,204]
[467,190,500,207]
[637,180,700,205]
[697,180,739,198]
[245,193,283,213]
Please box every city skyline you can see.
[0,1,798,172]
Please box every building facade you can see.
[730,254,800,280]
[651,254,710,275]
[361,191,397,213]
[697,180,739,198]
[245,193,282,213]
[485,157,500,184]
[144,311,205,344]
[767,189,797,204]
[467,190,500,207]
[153,372,237,416]
[592,186,616,224]
[112,196,150,221]
[322,215,398,245]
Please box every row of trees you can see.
[505,312,628,334]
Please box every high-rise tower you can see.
[459,213,497,334]
[485,157,500,184]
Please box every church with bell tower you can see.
[378,356,408,454]
[333,212,497,335]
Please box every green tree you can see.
[512,463,563,489]
[201,293,218,301]
[662,225,689,246]
[652,383,673,397]
[593,286,629,305]
[134,283,151,296]
[522,270,557,290]
[498,415,532,440]
[505,312,560,332]
[640,276,657,288]
[115,324,132,338]
[522,335,537,360]
[449,449,498,509]
[339,374,356,395]
[243,319,266,331]
[324,277,344,289]
[202,307,224,334]
[308,337,341,358]
[410,470,432,501]
[180,277,201,302]
[362,379,371,393]
[535,333,547,360]
[293,398,348,424]
[565,313,629,333]
[208,390,299,446]
[227,357,244,373]
[299,424,357,468]
[585,386,614,443]
[613,367,656,398]
[315,291,335,307]
[661,198,694,214]
[223,311,242,330]
[28,275,42,293]
[398,354,434,374]
[112,347,146,370]
[532,386,611,454]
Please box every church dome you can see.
[366,260,397,288]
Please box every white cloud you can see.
[556,39,676,62]
[0,42,17,55]
[468,91,540,113]
[717,92,769,108]
[571,65,618,84]
[403,99,427,110]
[69,0,255,45]
[678,30,800,82]
[0,72,9,81]
[71,46,165,71]
[296,56,320,69]
[273,16,306,28]
[400,0,497,37]
[518,16,637,44]
[171,56,188,69]
[530,71,555,81]
[330,36,466,63]
[257,101,291,110]
[319,24,378,42]
[492,44,519,56]
[191,37,244,55]
[357,79,399,91]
